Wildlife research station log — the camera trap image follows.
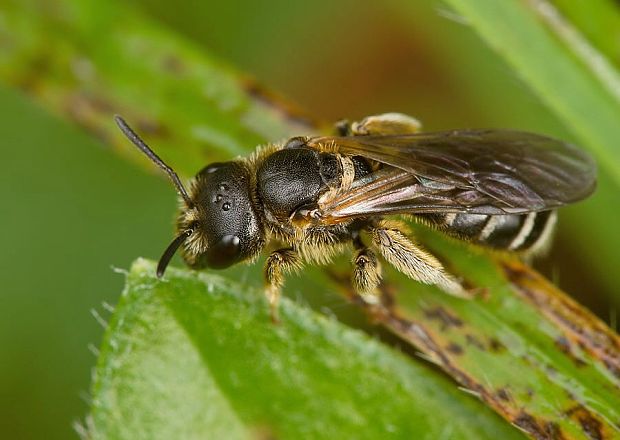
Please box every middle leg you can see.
[264,247,303,322]
[351,235,382,303]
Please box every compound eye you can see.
[205,234,241,268]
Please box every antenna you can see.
[114,115,193,207]
[157,229,193,277]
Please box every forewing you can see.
[318,167,503,223]
[309,129,596,219]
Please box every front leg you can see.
[264,248,302,323]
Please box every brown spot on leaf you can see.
[565,405,606,440]
[543,422,565,440]
[446,342,463,355]
[251,425,278,440]
[513,412,566,440]
[15,53,52,93]
[465,333,486,350]
[555,336,587,367]
[242,78,318,131]
[65,92,113,119]
[603,359,620,380]
[501,260,620,381]
[385,313,484,393]
[161,54,186,75]
[135,118,170,139]
[496,388,511,402]
[423,306,463,330]
[488,337,506,352]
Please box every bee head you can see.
[177,161,264,271]
[114,116,264,277]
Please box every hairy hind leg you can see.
[370,221,470,298]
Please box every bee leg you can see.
[264,248,302,323]
[352,246,383,304]
[334,119,352,136]
[370,223,471,298]
[349,113,423,136]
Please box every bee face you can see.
[180,161,264,269]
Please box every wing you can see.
[307,129,596,221]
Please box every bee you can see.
[115,113,596,321]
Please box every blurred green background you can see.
[1,1,618,438]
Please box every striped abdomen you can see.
[419,211,557,253]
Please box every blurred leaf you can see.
[0,84,181,440]
[90,259,524,440]
[549,0,620,310]
[0,0,318,174]
[552,0,620,68]
[440,0,620,184]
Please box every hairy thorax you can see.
[254,145,373,264]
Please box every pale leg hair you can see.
[370,221,469,298]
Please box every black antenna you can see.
[114,115,193,207]
[157,229,193,277]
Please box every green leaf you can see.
[440,0,620,185]
[0,0,317,171]
[546,0,620,308]
[552,0,620,68]
[90,259,523,439]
